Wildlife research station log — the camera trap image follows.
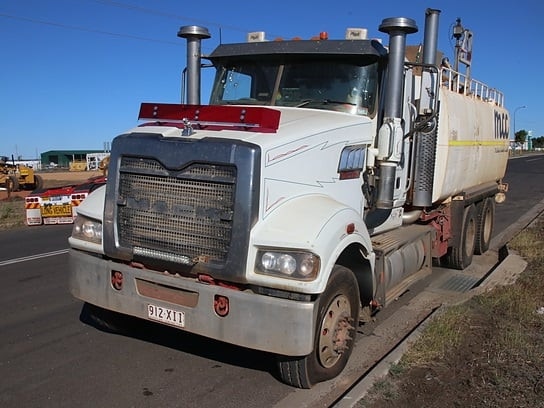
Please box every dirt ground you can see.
[0,170,103,201]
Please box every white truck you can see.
[68,9,509,388]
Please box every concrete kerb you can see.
[334,198,544,408]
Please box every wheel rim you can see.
[317,294,353,368]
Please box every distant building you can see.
[40,150,106,169]
[0,156,42,170]
[86,152,110,171]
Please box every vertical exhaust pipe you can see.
[177,25,211,105]
[421,9,440,66]
[417,8,441,116]
[412,9,441,207]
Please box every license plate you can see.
[41,204,72,217]
[147,304,185,328]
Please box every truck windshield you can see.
[209,59,379,115]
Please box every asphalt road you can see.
[1,154,543,408]
[495,154,544,237]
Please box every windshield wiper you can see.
[296,99,355,108]
[295,99,315,107]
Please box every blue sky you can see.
[1,0,541,159]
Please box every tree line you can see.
[515,129,544,149]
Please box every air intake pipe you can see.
[177,25,211,105]
[366,17,417,230]
[374,17,418,209]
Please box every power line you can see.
[90,0,284,38]
[0,12,179,46]
[91,0,241,31]
[1,1,291,49]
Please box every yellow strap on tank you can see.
[448,140,508,147]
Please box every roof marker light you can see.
[247,31,266,42]
[346,28,368,40]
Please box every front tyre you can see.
[79,302,131,334]
[277,265,360,388]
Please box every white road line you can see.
[526,158,542,162]
[0,249,69,267]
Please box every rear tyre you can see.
[6,175,19,192]
[443,204,477,270]
[277,265,360,388]
[32,174,44,191]
[474,197,495,255]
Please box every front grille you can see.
[117,157,236,265]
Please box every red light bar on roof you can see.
[138,103,281,133]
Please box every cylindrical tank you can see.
[431,89,510,203]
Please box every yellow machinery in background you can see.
[0,156,43,192]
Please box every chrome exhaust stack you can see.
[177,25,211,105]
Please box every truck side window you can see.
[210,64,279,104]
[220,70,253,102]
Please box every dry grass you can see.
[0,199,25,229]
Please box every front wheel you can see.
[79,302,131,334]
[277,265,360,388]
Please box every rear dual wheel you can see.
[443,204,477,270]
[474,197,495,255]
[277,265,360,388]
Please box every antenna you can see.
[452,18,473,81]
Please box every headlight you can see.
[256,249,320,280]
[72,215,102,244]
